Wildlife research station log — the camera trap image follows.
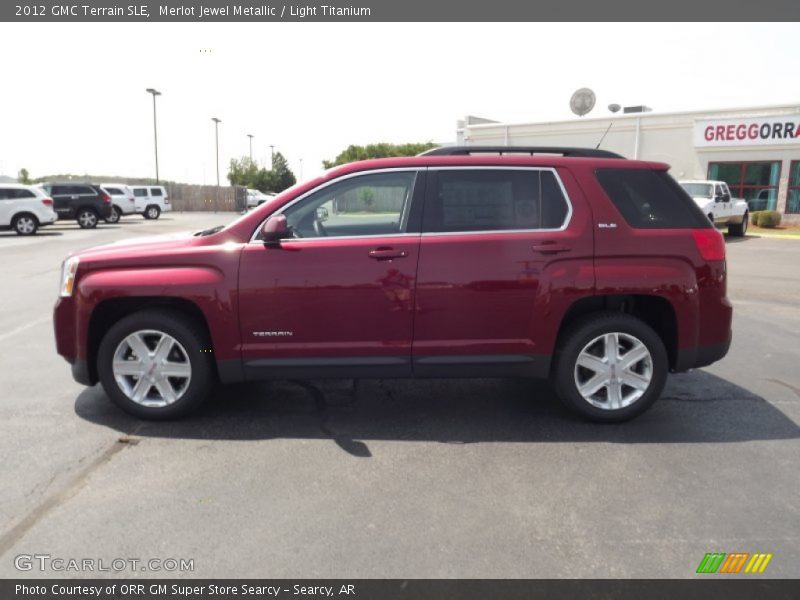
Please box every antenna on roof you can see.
[596,122,613,149]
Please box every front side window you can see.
[423,169,569,233]
[281,171,417,239]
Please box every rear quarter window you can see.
[133,188,148,197]
[596,168,710,229]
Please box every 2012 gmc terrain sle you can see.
[53,147,732,422]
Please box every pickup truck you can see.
[679,180,749,236]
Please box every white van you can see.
[130,185,171,219]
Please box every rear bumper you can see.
[673,333,732,372]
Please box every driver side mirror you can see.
[260,214,289,245]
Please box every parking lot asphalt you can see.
[0,213,798,579]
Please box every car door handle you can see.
[368,248,408,261]
[532,242,571,254]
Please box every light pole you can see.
[145,88,161,183]
[211,118,221,187]
[299,158,303,181]
[269,145,275,169]
[247,133,254,161]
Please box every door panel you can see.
[412,167,594,376]
[237,168,424,380]
[238,236,420,378]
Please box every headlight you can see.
[59,256,80,297]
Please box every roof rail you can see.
[420,146,625,159]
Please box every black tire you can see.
[105,206,122,224]
[97,309,215,419]
[144,205,161,220]
[76,208,98,229]
[729,212,748,237]
[551,312,668,422]
[12,213,38,235]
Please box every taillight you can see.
[692,229,726,262]
[100,193,111,203]
[42,198,54,207]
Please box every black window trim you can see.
[420,166,573,236]
[249,167,426,243]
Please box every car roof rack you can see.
[420,146,625,159]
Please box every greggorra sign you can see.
[695,114,800,147]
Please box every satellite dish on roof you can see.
[570,88,596,117]
[608,103,622,113]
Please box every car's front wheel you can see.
[552,312,668,422]
[76,209,98,229]
[97,309,215,419]
[12,213,38,235]
[105,206,122,224]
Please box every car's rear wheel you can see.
[12,213,38,235]
[729,212,748,237]
[552,312,668,422]
[105,206,122,224]
[144,205,161,220]
[77,209,98,229]
[97,309,215,419]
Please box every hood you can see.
[74,230,199,258]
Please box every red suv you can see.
[53,147,732,422]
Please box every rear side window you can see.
[596,169,711,229]
[424,169,569,233]
[133,188,147,197]
[10,188,36,199]
[104,187,122,195]
[150,188,163,196]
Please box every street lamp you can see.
[145,88,161,183]
[247,133,254,161]
[299,158,303,181]
[269,144,275,168]
[211,117,221,187]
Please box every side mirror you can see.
[261,214,289,244]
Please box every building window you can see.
[708,161,781,211]
[788,161,800,214]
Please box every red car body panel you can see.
[53,154,732,388]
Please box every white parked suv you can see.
[679,180,749,236]
[0,183,58,235]
[100,183,136,223]
[130,185,171,219]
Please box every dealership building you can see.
[456,103,800,223]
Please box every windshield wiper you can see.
[194,225,225,237]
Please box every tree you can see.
[323,142,438,169]
[227,157,260,188]
[226,153,296,194]
[267,152,296,193]
[17,168,31,184]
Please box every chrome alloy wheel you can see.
[15,216,36,234]
[146,206,159,219]
[573,332,653,410]
[112,330,192,408]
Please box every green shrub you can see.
[750,211,763,225]
[757,210,782,228]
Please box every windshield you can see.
[680,183,713,199]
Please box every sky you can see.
[1,22,798,185]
